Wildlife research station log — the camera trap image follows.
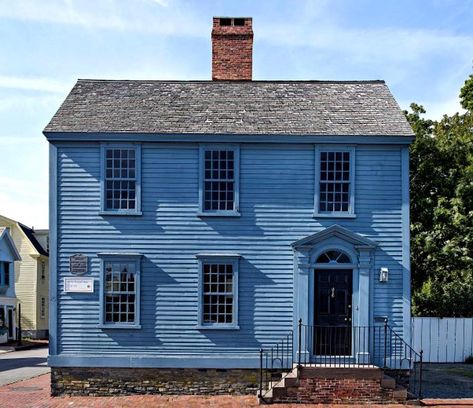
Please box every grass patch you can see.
[446,367,473,379]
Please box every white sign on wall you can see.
[64,277,94,293]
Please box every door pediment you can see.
[291,224,377,250]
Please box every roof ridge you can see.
[75,79,386,84]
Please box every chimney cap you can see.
[213,17,253,28]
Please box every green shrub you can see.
[465,355,473,364]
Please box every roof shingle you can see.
[44,80,413,137]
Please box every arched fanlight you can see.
[316,250,351,264]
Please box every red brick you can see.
[211,17,253,81]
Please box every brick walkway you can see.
[0,374,471,407]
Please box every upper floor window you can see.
[0,262,10,287]
[314,147,355,217]
[98,254,142,329]
[196,254,240,329]
[101,145,141,215]
[41,261,46,280]
[199,145,240,216]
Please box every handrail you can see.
[259,320,423,401]
[258,331,293,400]
[384,321,423,398]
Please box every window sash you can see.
[101,145,141,213]
[316,148,354,215]
[200,146,239,214]
[198,257,239,328]
[103,260,138,325]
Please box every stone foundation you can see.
[51,367,259,396]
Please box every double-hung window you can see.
[0,262,10,288]
[314,147,355,217]
[199,145,240,216]
[196,254,240,329]
[98,254,141,329]
[101,144,141,215]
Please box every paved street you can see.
[0,347,49,386]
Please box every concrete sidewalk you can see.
[0,347,49,386]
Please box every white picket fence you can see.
[411,317,473,363]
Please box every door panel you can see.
[314,269,352,355]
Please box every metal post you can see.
[383,318,387,369]
[259,348,263,398]
[17,303,22,346]
[419,350,424,399]
[297,318,302,368]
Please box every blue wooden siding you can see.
[53,141,407,365]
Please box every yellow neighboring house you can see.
[0,215,49,339]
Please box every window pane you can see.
[104,261,137,324]
[319,151,350,212]
[203,149,235,211]
[104,148,137,211]
[202,262,234,325]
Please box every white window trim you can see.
[195,253,240,330]
[313,145,356,218]
[99,143,142,216]
[198,144,241,217]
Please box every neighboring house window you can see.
[98,254,141,328]
[199,146,240,216]
[101,145,141,214]
[196,255,240,329]
[314,147,355,216]
[40,297,46,319]
[0,262,9,287]
[41,261,46,280]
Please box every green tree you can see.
[407,74,473,317]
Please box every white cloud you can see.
[0,75,71,93]
[0,0,206,37]
[258,23,473,66]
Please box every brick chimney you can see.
[212,17,253,81]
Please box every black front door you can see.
[314,269,352,356]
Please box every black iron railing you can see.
[384,323,423,399]
[258,331,293,400]
[258,319,423,400]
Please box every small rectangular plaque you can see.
[70,254,88,275]
[64,277,94,293]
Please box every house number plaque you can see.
[70,254,88,275]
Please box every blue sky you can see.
[0,0,472,228]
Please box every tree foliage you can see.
[406,75,473,316]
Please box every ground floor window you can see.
[196,254,240,329]
[98,254,142,329]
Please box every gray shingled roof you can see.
[44,80,413,136]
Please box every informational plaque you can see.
[70,254,88,275]
[64,277,94,293]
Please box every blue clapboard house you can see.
[44,17,418,401]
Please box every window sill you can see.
[197,211,241,218]
[313,212,357,219]
[98,324,142,330]
[99,211,143,217]
[196,325,240,331]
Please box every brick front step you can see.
[260,366,407,405]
